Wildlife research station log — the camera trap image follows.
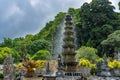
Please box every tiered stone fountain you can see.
[55,14,81,80]
[43,14,81,80]
[62,14,77,72]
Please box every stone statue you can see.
[102,54,108,69]
[46,61,51,75]
[99,54,111,77]
[118,51,120,61]
[3,54,15,80]
[114,52,118,60]
[114,51,120,61]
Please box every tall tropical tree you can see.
[75,0,119,56]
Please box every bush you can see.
[0,72,3,78]
[75,46,99,61]
[16,60,46,77]
[108,59,120,69]
[0,47,20,64]
[32,50,50,60]
[79,58,97,74]
[28,39,50,55]
[90,64,97,75]
[79,58,90,67]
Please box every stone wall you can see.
[23,77,43,80]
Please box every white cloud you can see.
[29,0,40,7]
[110,0,120,12]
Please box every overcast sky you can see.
[0,0,119,42]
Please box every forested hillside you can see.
[0,0,120,63]
[75,0,120,56]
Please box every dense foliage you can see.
[101,30,120,48]
[0,47,20,63]
[75,46,98,61]
[32,50,50,60]
[75,0,120,56]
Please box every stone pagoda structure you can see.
[62,14,78,72]
[43,14,81,80]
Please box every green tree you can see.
[0,47,20,63]
[28,39,50,55]
[101,30,120,54]
[10,48,20,62]
[75,46,98,61]
[12,37,24,48]
[13,40,27,58]
[68,8,75,17]
[75,0,119,56]
[33,12,66,41]
[12,36,32,58]
[32,50,50,60]
[25,34,33,41]
[1,38,13,48]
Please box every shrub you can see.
[90,63,97,75]
[0,72,3,78]
[32,50,50,60]
[108,59,120,69]
[75,46,99,61]
[79,58,90,67]
[0,47,20,64]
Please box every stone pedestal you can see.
[112,69,120,77]
[43,76,56,80]
[23,77,42,80]
[79,67,91,77]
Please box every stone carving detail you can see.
[3,54,15,80]
[118,51,120,61]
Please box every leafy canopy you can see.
[0,47,20,63]
[101,30,120,47]
[75,46,98,61]
[32,50,50,60]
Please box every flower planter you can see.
[79,67,91,77]
[25,70,35,77]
